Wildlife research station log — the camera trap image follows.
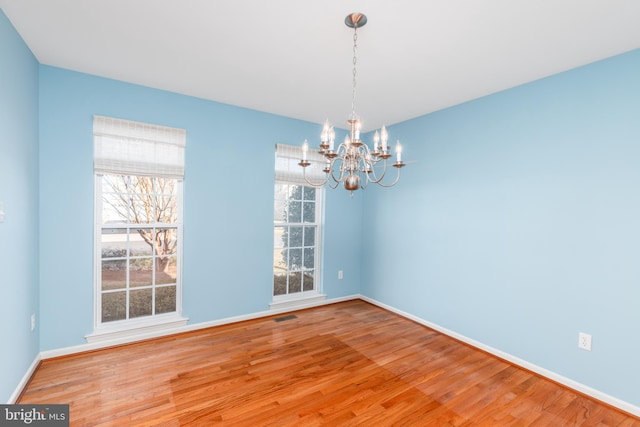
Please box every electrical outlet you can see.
[338,270,343,280]
[578,332,592,351]
[31,314,36,332]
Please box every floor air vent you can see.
[274,314,298,322]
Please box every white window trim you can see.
[271,181,326,308]
[91,175,187,341]
[269,290,327,311]
[85,313,188,344]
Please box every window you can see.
[98,174,180,322]
[273,144,325,303]
[273,183,321,296]
[92,116,186,335]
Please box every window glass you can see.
[102,292,126,323]
[97,174,182,324]
[273,183,322,297]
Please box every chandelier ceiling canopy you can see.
[299,12,407,194]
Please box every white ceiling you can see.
[1,1,639,131]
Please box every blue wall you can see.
[362,49,640,406]
[0,10,40,402]
[38,66,362,351]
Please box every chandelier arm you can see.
[301,164,331,188]
[366,158,389,184]
[327,178,342,189]
[372,167,402,188]
[360,171,369,190]
[328,157,346,187]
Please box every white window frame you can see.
[88,117,187,342]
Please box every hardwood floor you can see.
[20,300,640,426]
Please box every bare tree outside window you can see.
[103,175,177,272]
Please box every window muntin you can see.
[98,174,181,324]
[273,183,321,297]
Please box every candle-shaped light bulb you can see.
[395,141,402,162]
[380,126,388,151]
[354,120,361,141]
[329,127,335,150]
[373,131,380,150]
[321,120,330,143]
[302,140,308,161]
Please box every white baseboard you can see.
[8,353,41,404]
[360,295,640,418]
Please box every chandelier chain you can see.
[351,27,358,118]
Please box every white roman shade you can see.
[275,143,327,185]
[94,116,186,179]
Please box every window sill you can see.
[85,315,189,344]
[269,292,327,311]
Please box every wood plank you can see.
[19,300,640,426]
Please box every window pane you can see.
[303,248,315,269]
[130,257,153,287]
[289,248,302,269]
[274,204,287,223]
[289,272,302,293]
[288,201,302,222]
[102,291,126,322]
[102,228,128,258]
[131,228,154,256]
[102,174,127,193]
[102,193,129,224]
[274,184,288,223]
[156,228,178,256]
[158,197,177,223]
[291,185,302,200]
[303,271,314,292]
[131,199,154,223]
[303,201,315,222]
[273,273,287,296]
[101,260,126,291]
[131,175,153,193]
[289,226,303,247]
[154,177,177,196]
[303,226,315,247]
[274,226,286,248]
[102,174,131,195]
[303,186,315,201]
[156,286,176,314]
[102,175,135,223]
[156,256,177,285]
[130,288,152,318]
[276,249,288,271]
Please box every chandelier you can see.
[298,12,406,193]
